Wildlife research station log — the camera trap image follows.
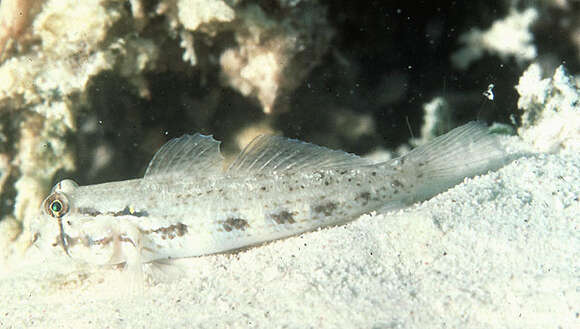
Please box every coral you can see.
[177,0,235,31]
[0,0,159,244]
[0,152,9,195]
[452,8,539,69]
[157,0,236,65]
[155,0,331,112]
[0,0,40,59]
[0,215,20,265]
[220,3,332,113]
[411,97,453,147]
[516,63,580,153]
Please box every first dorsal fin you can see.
[144,133,224,178]
[227,135,371,175]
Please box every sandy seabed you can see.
[0,136,578,329]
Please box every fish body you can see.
[33,122,509,271]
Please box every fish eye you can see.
[43,192,70,218]
[51,200,63,213]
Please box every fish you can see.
[32,121,509,276]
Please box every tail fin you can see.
[397,121,510,202]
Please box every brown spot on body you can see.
[392,179,404,188]
[77,207,102,217]
[90,236,114,247]
[76,206,148,218]
[270,210,296,224]
[107,206,149,217]
[142,223,188,240]
[355,191,371,206]
[221,218,249,232]
[313,202,338,216]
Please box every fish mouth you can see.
[57,218,71,257]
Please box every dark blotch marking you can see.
[110,206,149,217]
[88,236,113,247]
[371,171,377,176]
[313,202,338,216]
[142,223,188,240]
[270,210,296,224]
[222,217,249,232]
[392,179,404,188]
[79,206,149,218]
[355,191,371,206]
[78,207,102,217]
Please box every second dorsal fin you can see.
[144,133,224,178]
[227,135,371,175]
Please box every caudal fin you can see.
[397,121,510,202]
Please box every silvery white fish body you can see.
[33,122,508,274]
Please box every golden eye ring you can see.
[43,192,70,218]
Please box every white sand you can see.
[0,137,578,329]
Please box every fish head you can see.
[37,179,118,265]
